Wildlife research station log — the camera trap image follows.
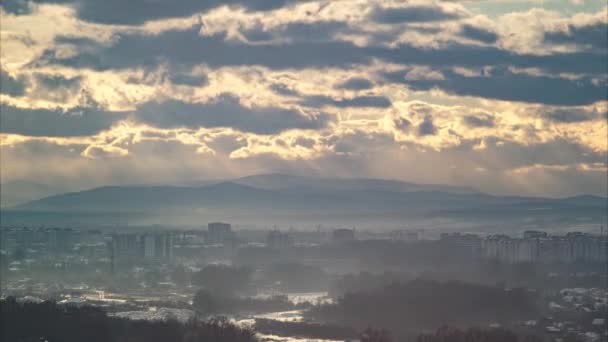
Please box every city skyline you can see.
[1,0,606,198]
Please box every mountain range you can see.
[3,174,606,229]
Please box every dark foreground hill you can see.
[0,298,256,342]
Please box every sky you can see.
[0,0,606,197]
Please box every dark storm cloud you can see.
[38,27,606,76]
[336,78,374,90]
[544,22,608,50]
[0,104,125,137]
[270,81,387,107]
[36,29,372,70]
[34,27,607,106]
[0,0,32,15]
[302,95,392,108]
[280,21,347,41]
[379,43,607,76]
[386,67,606,106]
[30,73,84,102]
[371,6,462,23]
[54,36,101,48]
[35,73,82,89]
[0,69,27,96]
[270,83,300,96]
[463,113,495,128]
[460,24,498,44]
[169,73,208,86]
[243,21,347,43]
[270,84,299,97]
[241,29,275,43]
[0,0,309,25]
[134,93,331,134]
[293,136,315,148]
[540,108,599,123]
[394,117,412,131]
[418,115,437,136]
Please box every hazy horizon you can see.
[2,171,608,201]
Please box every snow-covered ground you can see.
[109,307,195,323]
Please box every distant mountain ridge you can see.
[11,175,606,228]
[18,182,275,213]
[232,173,479,194]
[1,175,608,231]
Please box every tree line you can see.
[0,297,257,342]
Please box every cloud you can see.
[463,113,495,127]
[169,73,208,86]
[242,21,348,44]
[470,137,607,171]
[404,66,445,81]
[540,107,600,123]
[388,66,606,106]
[460,24,498,44]
[35,73,81,89]
[544,22,608,51]
[336,77,374,91]
[1,0,310,25]
[1,2,606,198]
[0,104,125,137]
[134,93,331,134]
[36,28,372,70]
[418,115,437,136]
[293,136,315,148]
[371,5,462,23]
[37,26,606,83]
[302,95,392,108]
[270,83,299,97]
[2,122,606,197]
[30,73,83,102]
[0,0,32,15]
[0,68,27,96]
[394,116,412,131]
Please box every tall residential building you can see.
[109,233,141,271]
[483,236,539,263]
[109,232,174,271]
[0,229,7,251]
[523,230,548,239]
[151,232,173,260]
[482,232,606,264]
[207,222,232,244]
[266,230,294,249]
[332,228,355,243]
[143,234,156,259]
[389,230,419,242]
[15,228,34,250]
[440,233,482,258]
